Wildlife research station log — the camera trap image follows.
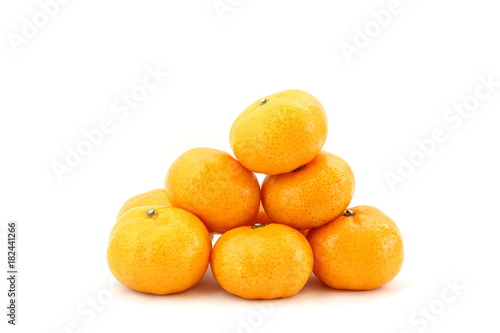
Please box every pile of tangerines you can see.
[107,90,404,299]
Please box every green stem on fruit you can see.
[260,98,269,106]
[146,208,157,218]
[344,209,355,217]
[251,224,267,229]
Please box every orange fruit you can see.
[116,189,170,219]
[261,151,355,229]
[211,223,313,299]
[254,203,308,236]
[307,206,404,290]
[165,148,260,234]
[230,89,328,175]
[107,206,211,295]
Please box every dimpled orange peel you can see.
[107,206,212,295]
[262,151,355,229]
[165,147,260,233]
[253,203,308,236]
[211,223,313,299]
[230,89,328,175]
[307,206,404,290]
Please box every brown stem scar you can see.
[146,208,157,218]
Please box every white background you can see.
[1,0,500,332]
